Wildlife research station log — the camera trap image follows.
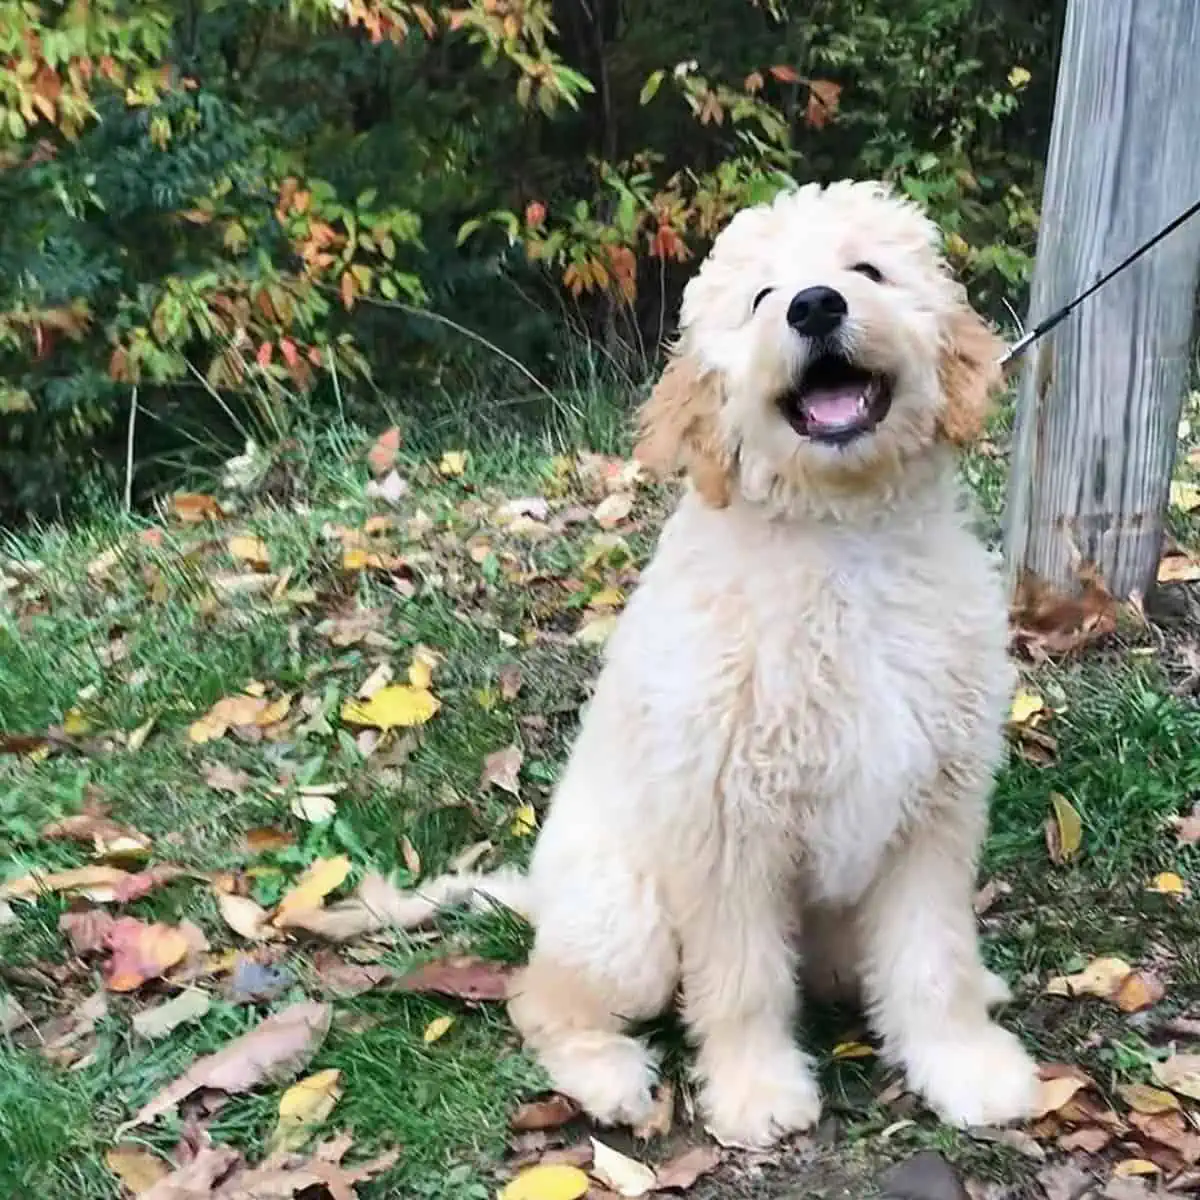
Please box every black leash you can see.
[998,195,1200,367]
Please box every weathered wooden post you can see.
[1004,0,1200,600]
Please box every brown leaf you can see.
[121,1000,332,1130]
[805,79,842,129]
[216,892,275,942]
[245,827,295,854]
[1129,1110,1200,1164]
[767,64,800,83]
[310,950,398,999]
[173,493,226,523]
[140,1144,242,1199]
[211,1142,399,1199]
[106,1144,171,1194]
[1172,805,1200,846]
[510,1092,581,1133]
[1058,1126,1113,1153]
[104,917,191,991]
[653,1145,722,1191]
[1010,569,1118,661]
[60,908,117,954]
[203,762,252,795]
[1114,971,1165,1014]
[0,864,131,903]
[879,1152,970,1200]
[42,804,150,859]
[481,744,524,796]
[113,864,186,903]
[499,665,524,701]
[392,955,511,1002]
[367,427,402,476]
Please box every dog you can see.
[419,180,1040,1148]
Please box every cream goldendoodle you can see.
[428,180,1039,1147]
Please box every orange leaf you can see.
[744,71,764,94]
[339,271,356,310]
[256,341,273,369]
[368,427,402,477]
[805,79,842,130]
[279,337,299,368]
[768,64,800,83]
[104,918,190,992]
[173,493,225,523]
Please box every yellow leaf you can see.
[575,612,618,646]
[831,1041,875,1060]
[589,586,625,609]
[1170,480,1200,511]
[1157,554,1200,583]
[408,645,440,689]
[438,450,468,476]
[257,693,292,726]
[343,547,369,571]
[589,1139,657,1198]
[228,535,271,569]
[1148,871,1187,896]
[1008,688,1044,725]
[1117,1083,1180,1114]
[127,717,155,752]
[188,693,268,743]
[1007,65,1031,88]
[1114,1160,1160,1178]
[511,804,537,837]
[1047,791,1083,863]
[273,856,351,925]
[341,685,440,730]
[945,231,970,259]
[63,707,92,736]
[423,1014,455,1044]
[1032,1074,1086,1119]
[106,1145,169,1194]
[1046,955,1131,1000]
[499,1164,590,1200]
[270,1068,342,1153]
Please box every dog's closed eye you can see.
[850,262,885,284]
[752,287,775,313]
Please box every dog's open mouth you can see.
[778,353,894,445]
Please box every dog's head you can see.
[636,180,1005,509]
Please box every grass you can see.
[2,380,1200,1199]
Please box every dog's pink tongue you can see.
[802,385,865,427]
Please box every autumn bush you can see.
[0,0,1061,516]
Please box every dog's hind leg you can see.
[506,864,677,1129]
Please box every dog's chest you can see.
[721,530,1001,902]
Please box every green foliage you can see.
[0,0,1061,516]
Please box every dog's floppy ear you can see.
[634,350,733,508]
[936,292,1006,446]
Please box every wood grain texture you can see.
[1004,0,1200,599]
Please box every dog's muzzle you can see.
[777,350,895,446]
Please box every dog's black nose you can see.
[787,286,848,338]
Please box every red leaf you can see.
[103,917,190,991]
[769,64,800,83]
[392,955,511,1002]
[60,909,117,954]
[256,341,273,368]
[279,337,299,368]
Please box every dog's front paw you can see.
[700,1043,822,1149]
[905,1022,1038,1127]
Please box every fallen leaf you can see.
[593,493,633,528]
[42,805,151,860]
[140,1145,243,1200]
[510,1093,581,1133]
[423,1014,455,1044]
[400,836,421,877]
[1058,1126,1112,1154]
[228,535,271,570]
[106,1145,170,1194]
[310,951,398,998]
[104,918,190,991]
[575,612,618,646]
[368,427,401,476]
[290,791,337,823]
[1113,1160,1160,1178]
[1010,569,1118,661]
[189,694,269,744]
[173,493,225,523]
[216,892,275,941]
[1148,871,1187,897]
[121,1000,332,1130]
[1128,1109,1200,1164]
[1157,553,1200,584]
[438,449,468,476]
[393,955,511,1002]
[1170,481,1200,512]
[511,804,537,837]
[341,685,439,730]
[1173,806,1200,846]
[1153,1054,1200,1102]
[245,827,295,854]
[1118,1084,1180,1115]
[1033,1074,1089,1119]
[590,1138,657,1198]
[1009,688,1045,725]
[127,717,156,752]
[273,856,351,926]
[879,1151,970,1200]
[269,1068,342,1153]
[133,989,212,1039]
[1114,971,1164,1014]
[500,1163,590,1200]
[113,864,186,903]
[0,864,131,903]
[1,993,32,1035]
[1046,792,1083,864]
[1036,1163,1095,1200]
[60,908,117,954]
[653,1144,721,1191]
[203,762,252,795]
[499,665,523,700]
[482,744,523,796]
[1047,956,1133,1000]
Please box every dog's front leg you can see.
[857,797,1038,1126]
[679,851,821,1149]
